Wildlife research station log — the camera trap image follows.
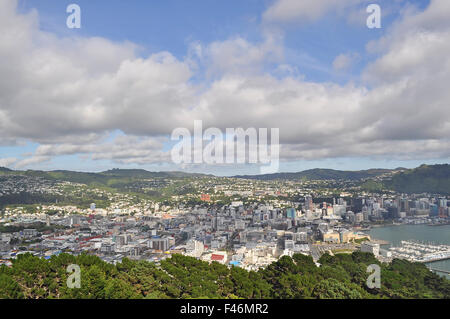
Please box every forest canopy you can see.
[0,251,449,299]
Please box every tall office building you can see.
[333,204,346,216]
[286,208,296,219]
[305,195,313,211]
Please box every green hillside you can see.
[385,164,450,195]
[1,164,449,194]
[235,168,394,181]
[1,251,448,299]
[0,167,208,187]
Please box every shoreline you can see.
[369,221,450,229]
[366,223,450,248]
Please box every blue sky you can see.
[18,0,266,57]
[16,0,401,81]
[2,0,448,175]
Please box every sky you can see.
[1,0,450,175]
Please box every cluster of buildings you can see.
[0,175,59,197]
[0,197,384,268]
[1,173,449,269]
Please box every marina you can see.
[367,224,450,275]
[429,268,450,275]
[388,240,450,263]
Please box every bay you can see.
[367,224,450,278]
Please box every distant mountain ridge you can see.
[385,164,450,195]
[0,167,211,186]
[1,166,398,181]
[1,164,449,194]
[101,168,208,178]
[233,168,399,181]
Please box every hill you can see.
[234,168,395,181]
[101,168,208,178]
[0,168,209,187]
[0,167,14,175]
[2,164,450,194]
[384,164,450,195]
[233,164,450,194]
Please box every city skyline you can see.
[1,161,449,299]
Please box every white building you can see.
[361,242,380,257]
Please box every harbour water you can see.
[367,224,450,278]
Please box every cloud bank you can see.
[1,0,450,170]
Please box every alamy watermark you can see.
[67,264,81,289]
[66,4,81,29]
[367,4,381,29]
[366,264,381,289]
[171,120,280,174]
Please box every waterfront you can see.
[368,224,450,277]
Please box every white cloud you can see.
[0,157,17,168]
[14,156,51,169]
[360,0,450,145]
[1,0,450,170]
[190,35,284,78]
[0,1,197,143]
[332,53,360,71]
[32,135,171,164]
